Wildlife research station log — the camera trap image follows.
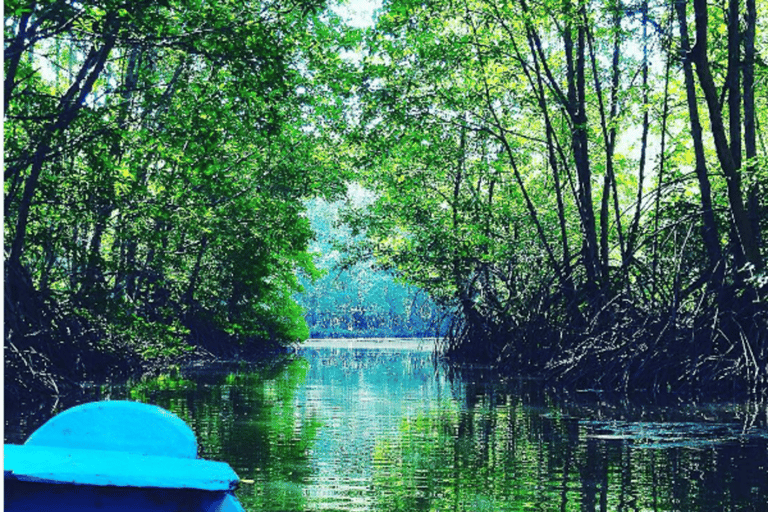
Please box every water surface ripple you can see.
[5,338,767,511]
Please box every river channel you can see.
[5,338,768,510]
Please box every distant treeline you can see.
[306,311,448,339]
[303,287,449,339]
[297,196,450,339]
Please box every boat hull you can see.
[4,479,243,512]
[4,401,246,512]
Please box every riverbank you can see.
[8,301,766,424]
[3,322,292,420]
[443,298,768,402]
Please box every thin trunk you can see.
[8,14,120,271]
[84,211,109,293]
[652,8,674,300]
[111,46,141,298]
[80,45,142,297]
[499,130,568,290]
[571,0,601,291]
[743,0,761,251]
[184,236,209,310]
[519,0,599,296]
[452,119,468,311]
[38,228,58,295]
[586,0,624,281]
[4,9,34,114]
[518,0,569,110]
[540,87,572,280]
[690,0,762,271]
[516,0,580,211]
[727,0,741,171]
[513,28,573,278]
[125,237,139,299]
[493,10,581,318]
[469,15,567,289]
[628,0,651,261]
[726,0,748,273]
[675,0,724,279]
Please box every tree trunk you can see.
[514,28,573,280]
[690,0,762,272]
[7,14,120,272]
[743,0,762,252]
[627,0,650,263]
[652,6,674,300]
[4,9,34,114]
[727,0,741,171]
[571,0,601,293]
[184,237,209,311]
[586,0,624,281]
[675,0,724,280]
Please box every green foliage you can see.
[112,314,193,360]
[344,0,768,386]
[128,373,197,401]
[4,0,356,369]
[5,0,767,397]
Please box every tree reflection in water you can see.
[9,341,764,512]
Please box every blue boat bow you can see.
[4,401,246,512]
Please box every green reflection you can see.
[112,347,767,512]
[128,375,197,398]
[370,392,767,512]
[371,397,572,512]
[125,358,320,512]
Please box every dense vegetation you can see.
[3,0,356,402]
[5,0,768,402]
[346,0,768,397]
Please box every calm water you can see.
[5,338,768,511]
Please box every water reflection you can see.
[5,339,767,511]
[276,339,767,511]
[124,358,321,512]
